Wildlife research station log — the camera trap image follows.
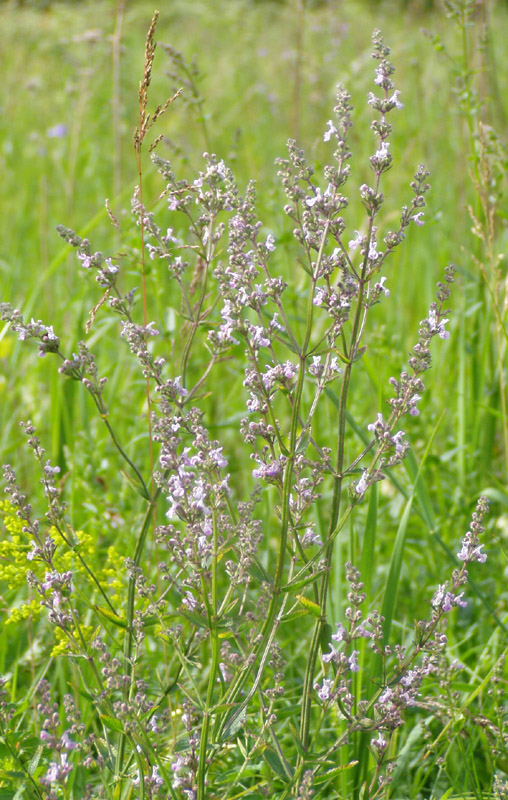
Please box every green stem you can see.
[213,223,329,741]
[299,205,376,752]
[197,506,220,799]
[115,485,163,778]
[181,223,213,387]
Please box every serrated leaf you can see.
[27,745,43,776]
[262,746,290,778]
[296,432,310,454]
[100,715,124,734]
[178,609,210,629]
[220,705,247,741]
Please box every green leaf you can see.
[27,745,43,777]
[100,715,124,734]
[178,609,210,629]
[262,746,291,778]
[93,605,127,628]
[351,345,367,362]
[313,762,358,784]
[279,608,308,624]
[120,469,151,501]
[295,594,321,618]
[481,487,508,509]
[319,622,332,654]
[288,723,305,758]
[281,569,326,593]
[211,702,236,715]
[380,496,414,645]
[248,558,271,585]
[220,705,247,741]
[296,432,310,454]
[13,782,27,800]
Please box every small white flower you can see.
[306,188,322,207]
[323,120,337,142]
[348,650,360,672]
[375,276,390,297]
[388,90,403,109]
[349,230,363,250]
[374,141,390,160]
[355,470,369,495]
[265,234,276,252]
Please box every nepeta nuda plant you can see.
[0,23,492,800]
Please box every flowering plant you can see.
[0,22,499,800]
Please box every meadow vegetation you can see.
[0,1,507,798]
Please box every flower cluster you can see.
[0,304,60,357]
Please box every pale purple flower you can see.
[432,584,467,612]
[246,393,261,412]
[368,239,380,260]
[209,447,228,468]
[183,592,198,610]
[427,307,450,340]
[367,413,384,433]
[348,650,360,672]
[378,687,394,705]
[61,731,78,751]
[306,189,321,208]
[168,194,179,210]
[413,211,425,226]
[309,356,323,377]
[323,120,337,142]
[400,670,418,688]
[349,230,363,250]
[43,763,61,783]
[331,622,347,643]
[301,526,323,547]
[355,470,369,495]
[374,141,390,160]
[388,90,403,109]
[250,326,270,348]
[151,766,163,787]
[322,645,338,663]
[47,124,68,138]
[372,732,387,750]
[253,458,284,481]
[375,276,390,296]
[408,393,422,416]
[313,286,328,306]
[316,678,334,701]
[173,376,188,397]
[391,430,405,453]
[265,234,276,252]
